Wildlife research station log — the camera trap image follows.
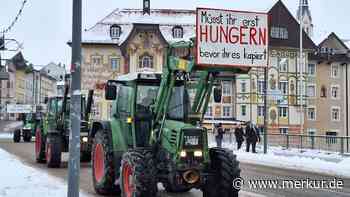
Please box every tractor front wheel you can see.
[13,129,21,143]
[23,130,32,142]
[92,130,119,195]
[35,128,46,163]
[202,148,240,197]
[46,134,62,168]
[120,149,157,197]
[164,182,191,193]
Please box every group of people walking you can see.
[214,121,261,153]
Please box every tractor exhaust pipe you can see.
[182,170,200,184]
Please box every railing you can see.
[208,132,350,154]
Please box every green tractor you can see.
[90,41,245,196]
[35,86,94,168]
[14,113,42,143]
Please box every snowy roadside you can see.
[210,142,350,179]
[0,148,89,197]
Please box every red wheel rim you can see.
[46,143,52,163]
[123,163,134,197]
[35,128,41,158]
[94,144,104,183]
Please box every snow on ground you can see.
[0,148,88,197]
[0,133,13,139]
[209,142,350,179]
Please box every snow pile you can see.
[209,142,350,179]
[0,148,88,197]
[0,133,13,139]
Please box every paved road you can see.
[0,136,349,197]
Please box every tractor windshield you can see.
[136,85,159,112]
[167,85,191,121]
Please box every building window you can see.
[331,107,340,121]
[241,105,246,116]
[279,128,288,135]
[258,106,265,117]
[279,81,288,95]
[240,81,246,93]
[172,26,183,38]
[222,81,232,96]
[222,106,231,117]
[111,58,120,71]
[331,64,339,78]
[257,80,266,94]
[278,58,288,72]
[307,84,316,97]
[278,107,288,118]
[321,85,327,98]
[308,63,316,76]
[92,56,102,65]
[326,131,338,144]
[331,86,339,99]
[139,54,153,69]
[205,106,213,117]
[307,107,316,120]
[110,24,121,39]
[270,26,288,39]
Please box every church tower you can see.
[297,0,313,37]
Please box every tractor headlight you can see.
[194,150,203,157]
[180,150,187,158]
[82,137,88,143]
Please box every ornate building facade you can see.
[236,1,316,134]
[79,9,195,120]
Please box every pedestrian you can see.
[215,123,224,148]
[234,123,244,150]
[245,121,261,153]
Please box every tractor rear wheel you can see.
[92,129,120,195]
[120,149,157,197]
[35,128,46,163]
[13,129,21,143]
[202,148,240,197]
[46,134,62,168]
[23,130,32,142]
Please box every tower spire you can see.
[297,0,313,37]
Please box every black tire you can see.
[202,148,240,197]
[81,151,91,162]
[46,134,62,168]
[23,130,32,142]
[13,129,21,143]
[92,129,120,195]
[164,183,191,193]
[120,149,157,197]
[35,127,46,163]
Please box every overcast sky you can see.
[1,0,349,67]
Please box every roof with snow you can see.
[82,9,195,45]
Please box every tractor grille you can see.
[170,130,178,146]
[182,128,203,149]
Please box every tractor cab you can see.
[105,72,162,147]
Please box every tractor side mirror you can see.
[105,81,117,100]
[213,86,222,103]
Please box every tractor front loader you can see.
[35,85,94,168]
[90,40,246,197]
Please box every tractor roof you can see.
[116,72,162,82]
